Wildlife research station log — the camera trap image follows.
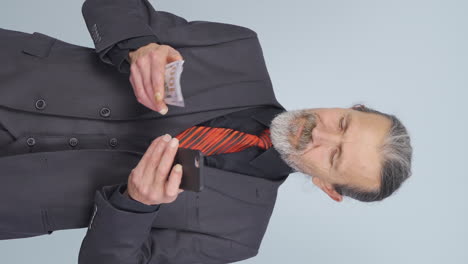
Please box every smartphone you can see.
[172,148,204,192]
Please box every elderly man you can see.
[0,0,413,263]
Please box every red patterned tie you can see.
[174,126,272,156]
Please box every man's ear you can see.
[311,177,343,202]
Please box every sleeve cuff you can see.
[106,35,161,74]
[109,183,160,213]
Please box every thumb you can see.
[167,49,183,63]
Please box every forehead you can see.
[338,110,392,190]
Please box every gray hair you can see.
[332,104,413,202]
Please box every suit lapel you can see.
[200,106,294,206]
[248,107,295,176]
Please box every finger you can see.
[150,53,167,114]
[130,65,157,112]
[153,137,179,185]
[132,135,163,181]
[167,48,183,63]
[165,164,183,197]
[140,135,172,192]
[137,57,159,111]
[143,134,172,182]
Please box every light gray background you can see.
[1,0,467,263]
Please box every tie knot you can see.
[257,128,272,149]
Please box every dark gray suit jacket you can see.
[0,0,293,263]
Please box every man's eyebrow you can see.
[335,112,352,171]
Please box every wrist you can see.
[128,42,160,64]
[110,185,160,213]
[125,188,159,206]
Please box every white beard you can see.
[269,109,317,174]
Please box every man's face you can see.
[270,107,392,202]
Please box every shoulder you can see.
[160,19,258,47]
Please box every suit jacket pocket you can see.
[21,32,57,58]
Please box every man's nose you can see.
[311,125,341,147]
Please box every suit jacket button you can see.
[109,138,118,148]
[35,99,46,110]
[26,137,36,146]
[69,137,79,147]
[99,107,111,118]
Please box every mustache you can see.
[295,112,317,152]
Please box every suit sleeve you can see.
[81,0,186,66]
[78,185,258,264]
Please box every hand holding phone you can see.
[172,147,204,192]
[125,134,184,206]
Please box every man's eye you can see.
[330,148,337,166]
[339,116,345,130]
